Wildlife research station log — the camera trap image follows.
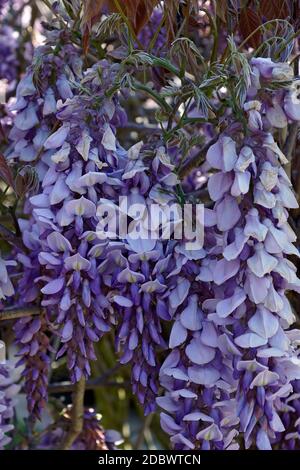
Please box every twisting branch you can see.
[49,365,124,394]
[284,122,298,180]
[134,414,153,450]
[49,379,126,394]
[0,306,40,321]
[0,223,24,249]
[61,377,86,450]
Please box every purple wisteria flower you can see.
[15,59,127,385]
[0,360,20,449]
[9,33,83,418]
[157,57,300,450]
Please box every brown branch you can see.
[61,377,86,450]
[49,365,126,393]
[134,413,153,450]
[48,379,126,394]
[120,122,159,133]
[284,122,298,180]
[0,223,24,250]
[0,306,40,321]
[178,136,218,178]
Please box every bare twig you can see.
[120,122,159,134]
[49,365,125,393]
[134,414,153,450]
[61,377,86,450]
[0,223,23,249]
[284,122,298,180]
[48,379,126,394]
[0,306,40,321]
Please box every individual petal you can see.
[234,332,267,348]
[213,258,240,285]
[201,322,218,348]
[244,208,268,242]
[259,162,278,191]
[169,278,191,310]
[64,253,91,271]
[180,295,202,331]
[169,321,187,348]
[44,124,70,149]
[14,104,39,131]
[235,146,255,172]
[231,171,250,196]
[186,336,216,365]
[196,424,223,442]
[49,176,70,205]
[43,88,57,116]
[248,307,279,339]
[216,288,246,318]
[247,243,277,277]
[65,196,96,217]
[47,231,73,252]
[188,365,220,385]
[207,136,238,171]
[113,295,133,307]
[61,320,73,342]
[216,196,241,231]
[277,180,298,209]
[263,283,284,313]
[51,142,71,164]
[266,103,287,129]
[101,124,116,151]
[244,271,270,304]
[223,227,248,260]
[57,74,73,100]
[256,428,272,451]
[117,267,145,283]
[41,277,65,295]
[207,172,232,201]
[254,182,276,209]
[76,129,93,161]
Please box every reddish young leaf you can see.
[119,0,159,33]
[82,0,105,53]
[259,0,290,20]
[81,0,158,52]
[239,8,262,48]
[216,0,228,23]
[0,153,14,189]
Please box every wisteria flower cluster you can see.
[1,0,300,452]
[157,58,300,450]
[0,359,20,449]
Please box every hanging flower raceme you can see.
[157,236,240,450]
[9,32,83,418]
[7,30,82,169]
[157,57,300,450]
[0,360,20,449]
[21,60,127,384]
[107,144,182,413]
[202,58,300,449]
